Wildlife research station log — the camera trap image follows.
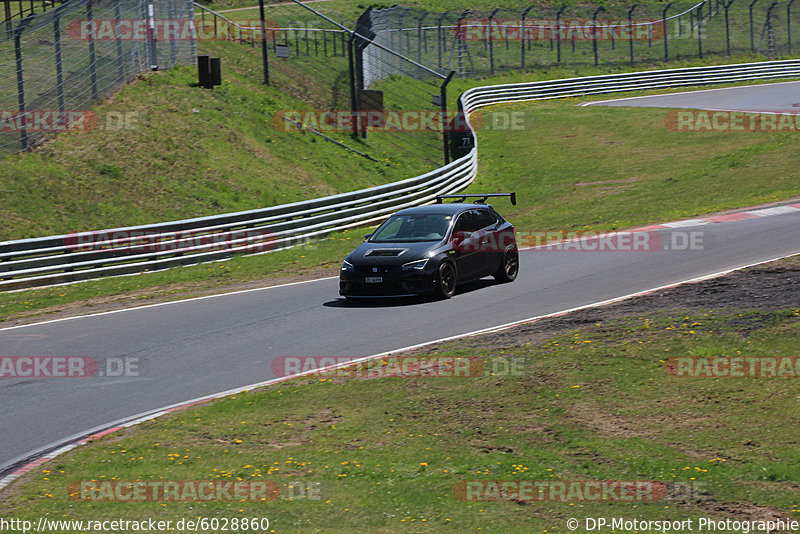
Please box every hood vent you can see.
[365,249,407,257]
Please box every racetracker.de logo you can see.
[454,18,663,41]
[272,110,480,133]
[0,110,96,132]
[454,480,666,502]
[68,480,280,501]
[66,19,280,41]
[0,357,139,378]
[665,109,800,132]
[513,230,711,252]
[271,356,499,379]
[63,228,277,254]
[665,356,800,378]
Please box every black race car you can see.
[339,193,519,299]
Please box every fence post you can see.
[750,0,760,51]
[628,4,638,67]
[788,0,796,53]
[488,8,498,76]
[417,11,428,63]
[86,0,99,98]
[258,0,269,84]
[14,15,33,151]
[114,2,125,82]
[436,11,448,70]
[555,5,567,64]
[347,33,359,139]
[698,0,705,58]
[440,70,454,165]
[592,6,605,67]
[520,5,534,69]
[724,0,733,55]
[147,3,158,70]
[663,3,673,60]
[168,0,177,67]
[53,13,65,113]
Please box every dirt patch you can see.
[576,177,641,186]
[446,255,800,352]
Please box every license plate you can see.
[365,277,383,283]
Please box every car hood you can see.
[347,240,445,266]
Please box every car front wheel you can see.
[435,261,457,299]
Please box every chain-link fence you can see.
[363,1,800,78]
[196,0,456,169]
[0,0,195,155]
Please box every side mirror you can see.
[363,233,372,240]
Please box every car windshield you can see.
[369,213,452,243]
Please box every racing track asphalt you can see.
[582,79,800,111]
[2,80,800,475]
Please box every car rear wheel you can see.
[493,248,519,283]
[435,261,457,299]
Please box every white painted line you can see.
[661,219,710,228]
[745,206,800,217]
[0,276,338,333]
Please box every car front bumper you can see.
[339,269,436,297]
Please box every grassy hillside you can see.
[0,39,412,240]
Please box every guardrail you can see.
[2,58,800,291]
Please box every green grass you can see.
[2,306,799,532]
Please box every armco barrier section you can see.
[2,59,800,291]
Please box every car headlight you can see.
[341,259,354,272]
[401,259,429,271]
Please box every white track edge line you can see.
[0,276,338,332]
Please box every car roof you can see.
[394,203,497,216]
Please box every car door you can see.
[450,210,482,281]
[472,208,503,276]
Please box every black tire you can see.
[493,248,519,283]
[435,261,457,299]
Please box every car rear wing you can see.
[436,192,516,206]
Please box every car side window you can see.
[474,209,498,230]
[454,211,480,233]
